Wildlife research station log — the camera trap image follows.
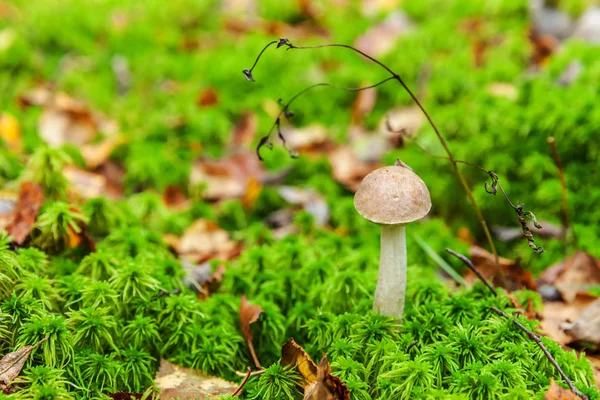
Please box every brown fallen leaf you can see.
[304,356,349,400]
[175,219,239,263]
[327,146,381,192]
[351,86,377,125]
[5,182,44,245]
[240,295,263,369]
[0,112,21,152]
[190,153,266,201]
[0,336,48,393]
[562,298,600,347]
[281,339,349,400]
[230,111,257,148]
[18,86,120,149]
[380,106,424,146]
[279,124,334,156]
[181,260,226,300]
[81,134,125,169]
[163,185,189,210]
[539,251,600,303]
[354,11,413,57]
[197,87,219,108]
[529,28,560,68]
[543,379,580,399]
[468,245,537,291]
[278,186,329,227]
[539,294,597,346]
[282,338,318,384]
[154,359,237,400]
[64,166,112,200]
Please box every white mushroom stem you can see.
[373,224,407,319]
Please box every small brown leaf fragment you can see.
[562,298,600,346]
[327,146,381,192]
[155,359,237,399]
[64,166,110,200]
[176,219,239,263]
[303,356,349,400]
[0,336,47,393]
[281,339,349,400]
[539,294,596,346]
[197,87,219,108]
[190,152,266,201]
[468,245,537,291]
[354,11,413,57]
[6,182,44,245]
[543,379,580,400]
[541,251,600,303]
[278,186,329,227]
[240,295,263,369]
[163,185,189,210]
[351,87,377,125]
[81,134,125,169]
[231,111,257,148]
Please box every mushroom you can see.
[354,161,431,319]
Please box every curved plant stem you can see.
[284,42,499,264]
[232,367,252,397]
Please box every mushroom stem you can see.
[374,224,407,319]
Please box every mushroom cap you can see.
[354,165,431,225]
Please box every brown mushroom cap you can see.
[354,165,431,225]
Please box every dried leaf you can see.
[0,336,47,392]
[279,124,333,156]
[181,260,225,300]
[231,111,257,148]
[468,245,537,291]
[19,86,119,149]
[351,87,377,125]
[6,182,44,245]
[380,106,424,145]
[543,379,580,400]
[281,338,318,384]
[539,294,597,346]
[0,112,21,152]
[64,166,112,200]
[176,219,239,263]
[241,177,262,209]
[240,295,262,369]
[354,11,413,57]
[281,339,349,400]
[197,87,219,108]
[540,251,600,303]
[39,93,98,147]
[154,359,237,399]
[190,153,266,201]
[163,185,189,210]
[278,186,329,227]
[327,146,380,192]
[81,134,125,169]
[562,298,600,346]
